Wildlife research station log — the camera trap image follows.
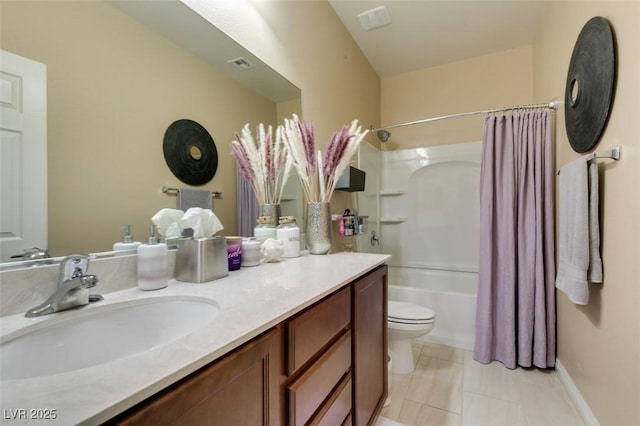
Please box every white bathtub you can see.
[387,265,477,350]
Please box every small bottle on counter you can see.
[276,216,300,258]
[241,238,261,267]
[226,236,243,271]
[113,225,141,255]
[254,216,276,242]
[137,225,168,291]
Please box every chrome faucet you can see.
[25,255,101,318]
[370,230,380,246]
[10,247,51,261]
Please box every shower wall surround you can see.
[380,141,482,271]
[366,141,482,349]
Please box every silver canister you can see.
[175,237,229,283]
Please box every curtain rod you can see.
[370,98,560,142]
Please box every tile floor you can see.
[378,341,585,426]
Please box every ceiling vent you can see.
[227,57,254,70]
[357,6,391,31]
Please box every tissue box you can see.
[175,237,229,283]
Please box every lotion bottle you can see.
[113,225,141,255]
[137,225,168,291]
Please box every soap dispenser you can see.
[113,225,141,255]
[137,224,168,291]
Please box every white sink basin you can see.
[0,297,219,380]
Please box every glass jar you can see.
[254,215,276,243]
[276,216,300,258]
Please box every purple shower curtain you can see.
[474,110,556,369]
[236,169,258,237]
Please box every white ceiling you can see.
[328,0,550,77]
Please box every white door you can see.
[0,50,47,262]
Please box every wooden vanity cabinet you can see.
[352,265,388,426]
[284,265,387,426]
[286,286,351,376]
[109,327,283,426]
[109,265,387,426]
[286,330,352,425]
[284,286,352,425]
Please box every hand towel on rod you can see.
[586,162,603,283]
[555,155,602,305]
[176,188,212,211]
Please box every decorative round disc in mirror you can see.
[564,16,615,153]
[163,119,218,185]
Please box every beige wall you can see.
[194,0,381,144]
[534,2,640,425]
[197,0,382,242]
[263,0,382,245]
[374,2,639,423]
[1,1,278,255]
[380,46,534,150]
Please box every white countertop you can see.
[0,252,390,425]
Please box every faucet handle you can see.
[10,247,50,260]
[370,230,380,246]
[58,255,91,282]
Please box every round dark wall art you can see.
[163,119,218,185]
[564,16,616,153]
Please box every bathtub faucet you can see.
[370,230,380,246]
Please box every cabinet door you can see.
[111,327,282,426]
[352,265,388,426]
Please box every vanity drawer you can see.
[287,330,351,425]
[286,286,351,375]
[313,375,352,426]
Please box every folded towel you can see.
[555,155,602,304]
[587,162,603,283]
[176,188,212,211]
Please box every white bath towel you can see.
[555,155,602,305]
[587,162,603,283]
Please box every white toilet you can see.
[387,300,436,374]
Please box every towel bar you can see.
[557,146,621,175]
[593,146,621,161]
[162,186,222,198]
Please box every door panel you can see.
[0,50,47,262]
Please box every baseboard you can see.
[555,358,600,426]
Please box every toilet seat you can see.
[388,301,435,325]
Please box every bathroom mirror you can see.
[0,0,301,264]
